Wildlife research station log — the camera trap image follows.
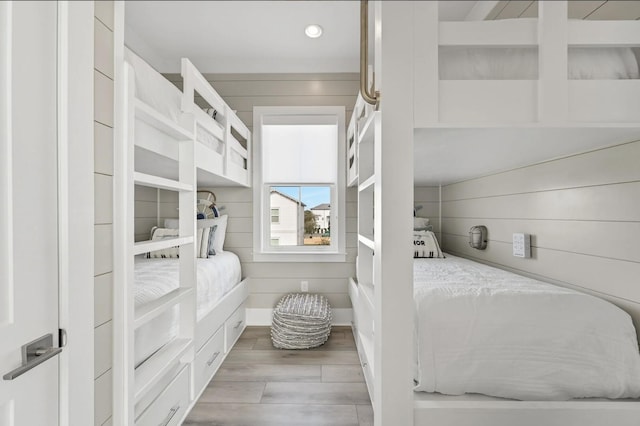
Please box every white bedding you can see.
[413,255,640,400]
[124,48,225,148]
[439,46,639,80]
[134,251,242,366]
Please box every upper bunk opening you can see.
[415,1,640,127]
[407,1,640,186]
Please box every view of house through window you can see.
[254,106,345,260]
[269,186,331,246]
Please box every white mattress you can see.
[134,251,242,366]
[413,255,640,400]
[439,46,639,80]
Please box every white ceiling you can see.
[124,1,479,73]
[125,1,361,73]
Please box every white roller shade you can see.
[262,124,337,184]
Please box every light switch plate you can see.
[513,233,531,258]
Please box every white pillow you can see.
[148,227,179,258]
[414,217,430,229]
[197,215,228,253]
[164,215,228,253]
[200,227,211,258]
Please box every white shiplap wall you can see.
[414,186,441,238]
[441,140,640,339]
[94,1,114,425]
[138,73,361,322]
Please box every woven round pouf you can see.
[271,293,332,350]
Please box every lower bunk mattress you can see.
[413,254,640,401]
[134,251,242,366]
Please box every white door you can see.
[0,1,61,425]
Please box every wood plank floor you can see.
[185,326,373,426]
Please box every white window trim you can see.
[253,106,346,262]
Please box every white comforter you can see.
[134,252,242,366]
[413,255,640,400]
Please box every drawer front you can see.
[194,326,225,394]
[136,365,190,426]
[224,302,246,352]
[348,278,359,330]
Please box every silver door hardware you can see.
[3,333,63,380]
[59,328,67,347]
[206,351,220,367]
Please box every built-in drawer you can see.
[194,325,225,394]
[135,364,190,426]
[224,302,246,352]
[348,277,359,331]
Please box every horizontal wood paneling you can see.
[442,217,640,264]
[94,174,113,225]
[94,369,112,426]
[164,73,360,83]
[443,141,640,201]
[163,73,358,134]
[94,224,113,276]
[170,79,359,98]
[94,70,113,127]
[94,18,114,79]
[248,293,351,309]
[441,141,640,338]
[94,4,114,422]
[249,278,348,294]
[94,272,113,327]
[443,182,640,222]
[94,0,114,30]
[414,186,440,234]
[94,321,112,378]
[94,122,113,175]
[134,186,160,242]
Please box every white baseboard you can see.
[246,308,353,326]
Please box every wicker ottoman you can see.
[271,293,332,350]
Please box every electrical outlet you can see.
[301,281,309,292]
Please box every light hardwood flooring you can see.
[185,326,373,426]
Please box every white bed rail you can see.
[181,58,226,116]
[181,58,251,186]
[414,0,640,126]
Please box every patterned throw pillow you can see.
[148,227,179,258]
[207,225,218,257]
[413,230,445,259]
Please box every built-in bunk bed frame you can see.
[349,1,640,425]
[114,52,251,425]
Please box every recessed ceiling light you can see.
[305,24,323,39]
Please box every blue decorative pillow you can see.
[207,225,218,256]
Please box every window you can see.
[253,106,346,262]
[270,208,280,224]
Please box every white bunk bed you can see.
[114,50,251,425]
[349,1,640,425]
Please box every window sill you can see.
[253,252,347,263]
